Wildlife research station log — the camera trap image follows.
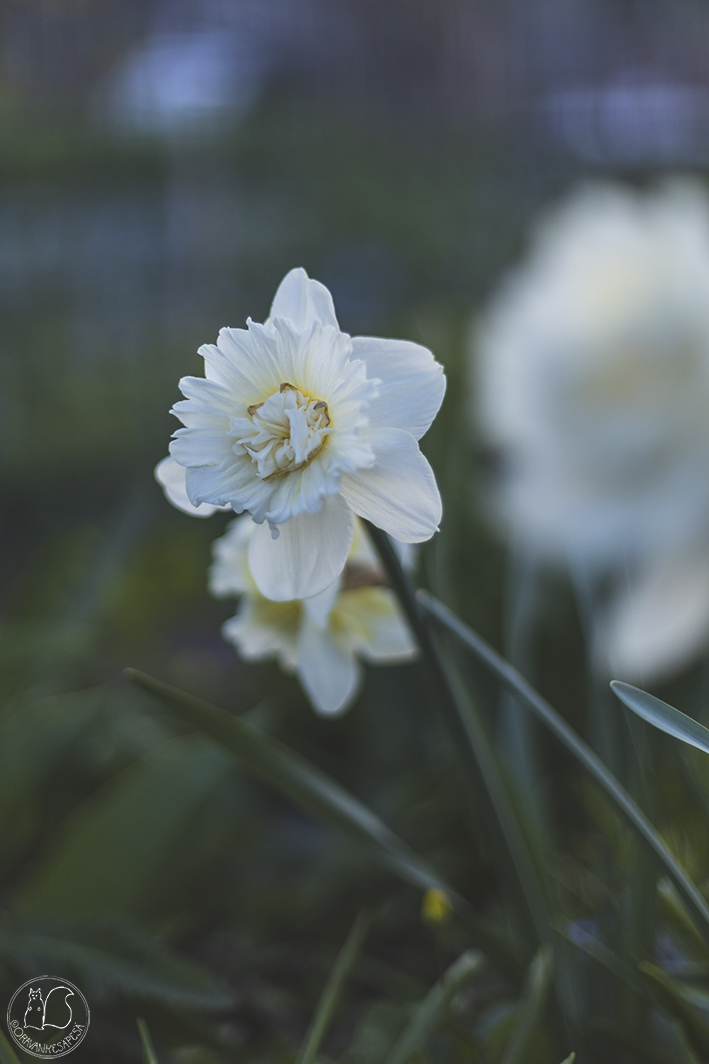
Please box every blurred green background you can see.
[5,2,709,1061]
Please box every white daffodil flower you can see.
[476,178,709,683]
[209,516,418,716]
[168,268,445,601]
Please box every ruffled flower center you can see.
[231,383,332,480]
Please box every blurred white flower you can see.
[96,29,266,136]
[209,517,418,716]
[170,267,445,602]
[476,178,709,682]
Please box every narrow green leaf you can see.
[611,682,709,756]
[671,1019,702,1064]
[559,1055,576,1064]
[124,669,520,976]
[382,949,483,1064]
[137,1017,160,1064]
[0,920,234,1011]
[0,1029,22,1064]
[593,1019,697,1064]
[418,591,709,945]
[125,671,438,894]
[554,920,645,995]
[639,962,709,1057]
[297,911,371,1064]
[658,879,709,958]
[501,947,553,1064]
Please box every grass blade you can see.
[125,670,442,895]
[0,1030,21,1064]
[611,682,709,756]
[501,947,553,1064]
[559,1056,576,1064]
[638,963,709,1058]
[297,910,371,1064]
[382,949,483,1064]
[137,1018,160,1064]
[593,1020,696,1064]
[124,669,520,975]
[554,920,645,995]
[419,591,709,945]
[0,920,235,1012]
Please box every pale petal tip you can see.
[155,455,228,518]
[267,267,339,332]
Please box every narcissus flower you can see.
[209,516,418,715]
[475,179,709,682]
[169,268,445,601]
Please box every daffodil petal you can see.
[248,494,356,601]
[297,618,360,715]
[351,337,446,440]
[154,456,228,517]
[267,267,339,331]
[222,599,300,672]
[606,551,709,682]
[209,517,255,596]
[341,428,442,543]
[337,588,418,662]
[302,579,341,628]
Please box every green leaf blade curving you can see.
[124,669,521,976]
[382,949,483,1064]
[611,681,709,756]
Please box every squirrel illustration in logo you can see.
[22,985,73,1031]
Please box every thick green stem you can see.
[364,523,550,955]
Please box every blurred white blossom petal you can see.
[170,268,444,601]
[154,455,230,517]
[476,178,709,682]
[605,552,709,682]
[210,517,418,716]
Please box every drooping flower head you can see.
[475,179,709,682]
[169,269,445,600]
[209,516,418,715]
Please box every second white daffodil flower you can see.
[209,517,419,716]
[476,179,709,683]
[169,268,445,601]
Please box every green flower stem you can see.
[364,523,550,955]
[419,589,709,944]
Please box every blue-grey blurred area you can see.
[5,0,709,560]
[6,3,709,1060]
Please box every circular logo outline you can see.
[7,975,90,1059]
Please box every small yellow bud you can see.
[421,887,452,925]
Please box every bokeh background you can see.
[6,2,709,1061]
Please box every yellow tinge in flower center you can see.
[234,382,332,481]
